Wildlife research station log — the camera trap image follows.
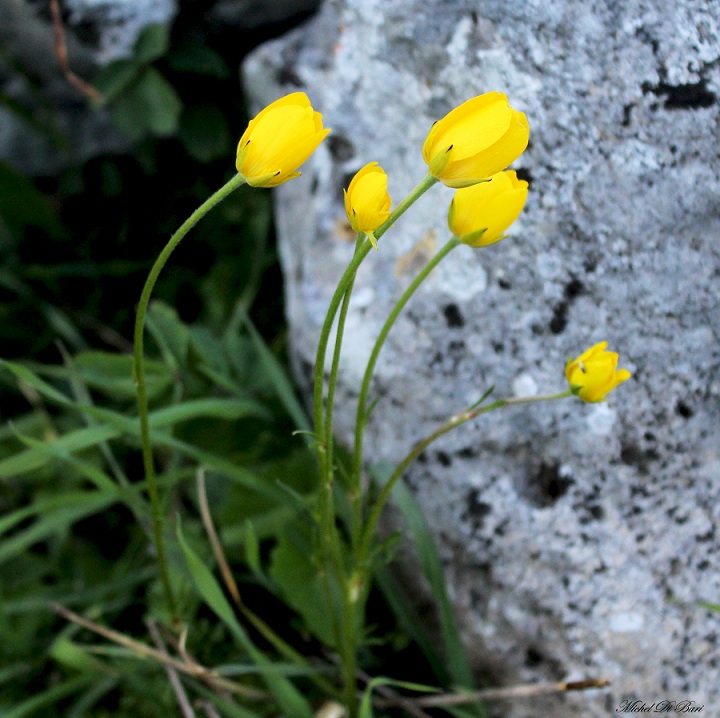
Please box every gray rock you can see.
[63,0,176,62]
[243,0,720,714]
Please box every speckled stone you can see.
[243,0,720,714]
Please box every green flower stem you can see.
[312,173,437,475]
[133,172,246,616]
[310,173,437,718]
[324,234,365,484]
[350,236,460,547]
[358,389,573,564]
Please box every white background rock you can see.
[243,0,720,714]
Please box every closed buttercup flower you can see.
[448,170,528,247]
[565,342,631,402]
[423,92,529,188]
[344,162,392,249]
[235,92,330,188]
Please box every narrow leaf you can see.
[177,520,312,718]
[371,461,476,690]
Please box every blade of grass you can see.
[370,461,477,692]
[236,310,311,435]
[65,676,118,718]
[0,492,118,564]
[57,342,131,488]
[0,424,117,479]
[3,676,93,718]
[196,470,337,698]
[1,567,155,615]
[359,676,439,718]
[373,566,449,684]
[0,491,116,536]
[177,518,313,718]
[192,684,265,718]
[10,427,118,493]
[8,428,149,525]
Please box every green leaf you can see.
[191,685,264,718]
[136,67,182,136]
[49,636,114,675]
[244,520,261,575]
[92,60,140,103]
[268,531,338,647]
[359,677,440,718]
[371,461,478,692]
[0,492,118,565]
[2,676,93,718]
[0,491,117,537]
[240,312,311,434]
[0,424,118,479]
[110,83,150,139]
[179,104,232,163]
[73,350,173,400]
[0,160,65,239]
[166,42,229,77]
[177,520,312,718]
[146,300,190,369]
[374,566,449,684]
[133,23,171,64]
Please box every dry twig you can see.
[374,678,611,709]
[52,603,267,699]
[147,618,197,718]
[49,0,103,101]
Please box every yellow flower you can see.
[448,170,528,246]
[343,162,392,249]
[422,92,530,188]
[565,342,631,402]
[235,92,330,188]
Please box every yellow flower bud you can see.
[565,342,631,402]
[422,92,530,188]
[343,162,392,249]
[235,92,331,188]
[448,170,528,246]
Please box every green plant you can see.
[0,85,626,718]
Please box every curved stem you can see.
[350,236,460,546]
[312,173,437,474]
[134,172,246,615]
[310,173,437,718]
[358,389,573,563]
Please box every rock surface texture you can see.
[243,0,720,715]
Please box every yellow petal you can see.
[344,162,392,234]
[423,92,530,186]
[441,110,530,183]
[473,188,528,246]
[235,92,330,187]
[566,342,630,401]
[449,171,528,243]
[422,92,509,162]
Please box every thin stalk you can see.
[311,173,438,718]
[312,173,437,472]
[350,237,460,547]
[358,390,573,563]
[133,172,246,616]
[325,234,365,483]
